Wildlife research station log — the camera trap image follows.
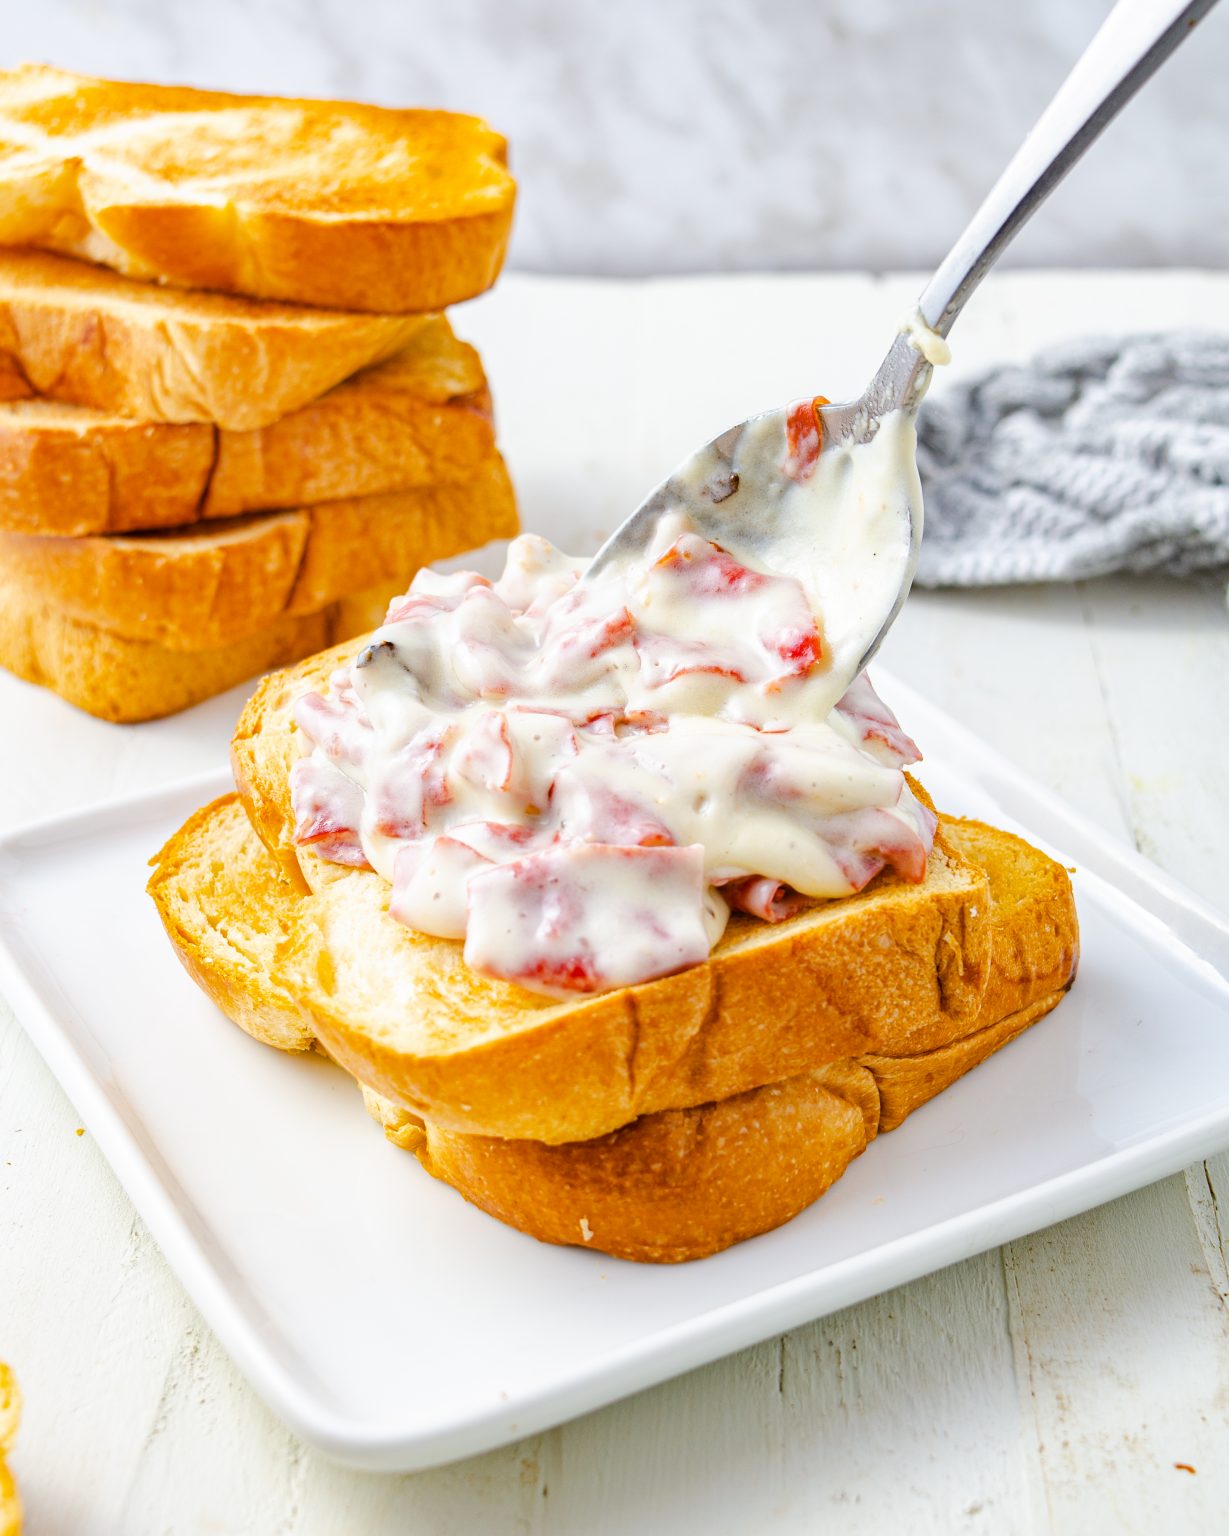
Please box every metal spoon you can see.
[588,0,1218,696]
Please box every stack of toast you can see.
[0,67,518,721]
[148,640,1080,1264]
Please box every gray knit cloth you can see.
[914,333,1229,586]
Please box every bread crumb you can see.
[579,1217,593,1243]
[74,1127,84,1137]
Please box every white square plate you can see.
[1,670,1227,1472]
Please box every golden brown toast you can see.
[270,817,994,1145]
[0,66,515,312]
[376,995,1062,1263]
[230,664,990,1141]
[147,795,316,1051]
[226,638,1078,1145]
[0,578,399,723]
[0,453,517,649]
[0,316,494,535]
[0,249,427,428]
[147,795,1077,1260]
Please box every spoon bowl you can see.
[587,0,1216,699]
[586,330,935,699]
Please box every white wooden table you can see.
[1,271,1227,1534]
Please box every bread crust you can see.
[230,651,997,1141]
[149,797,1078,1261]
[0,66,515,312]
[0,577,399,723]
[398,997,1065,1262]
[0,250,428,428]
[147,795,316,1051]
[409,1060,881,1263]
[281,833,992,1143]
[0,318,494,535]
[231,639,359,883]
[0,454,518,649]
[930,816,1080,1033]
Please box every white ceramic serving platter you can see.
[0,669,1227,1473]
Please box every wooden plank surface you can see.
[0,271,1226,1533]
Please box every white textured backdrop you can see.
[0,0,1226,276]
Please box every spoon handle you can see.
[918,0,1218,336]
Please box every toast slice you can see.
[0,578,399,723]
[233,644,1066,1143]
[0,453,517,649]
[0,250,428,428]
[147,794,317,1051]
[0,316,494,536]
[382,996,1063,1263]
[266,814,998,1145]
[231,649,996,1141]
[148,796,1077,1260]
[0,65,514,313]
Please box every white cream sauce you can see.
[900,307,953,368]
[290,410,936,999]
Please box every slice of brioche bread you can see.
[0,578,399,722]
[272,816,994,1146]
[375,1062,882,1265]
[0,65,514,313]
[230,661,997,1142]
[0,316,494,536]
[0,453,517,649]
[379,996,1062,1263]
[202,322,494,518]
[228,642,1070,1144]
[0,250,428,428]
[147,795,1076,1260]
[148,795,316,1051]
